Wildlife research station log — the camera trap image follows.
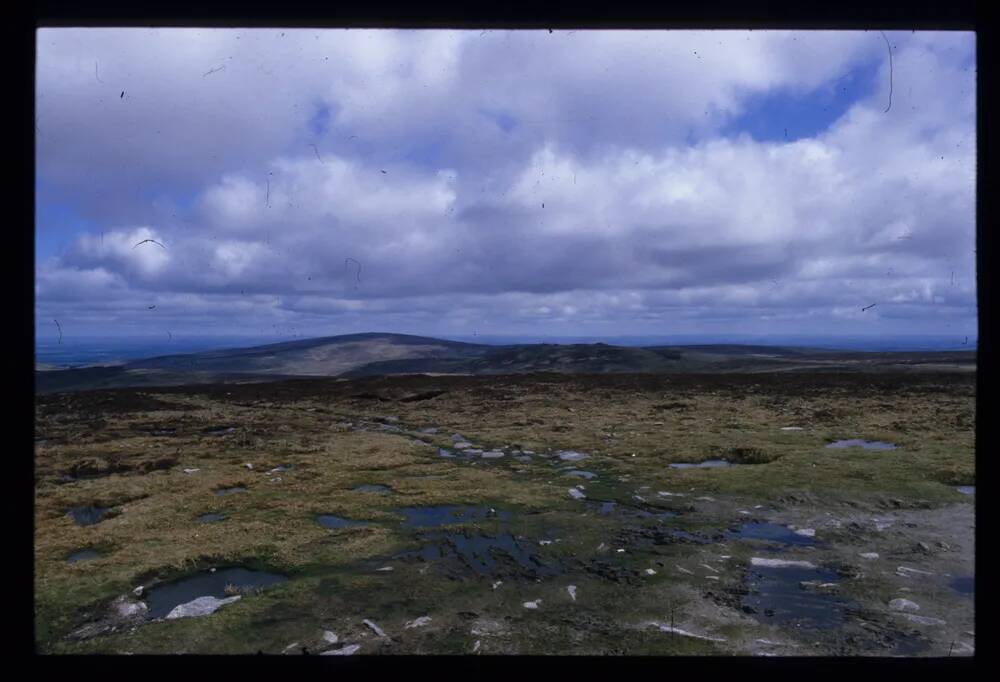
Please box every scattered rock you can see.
[244,463,254,470]
[132,586,144,597]
[472,640,481,653]
[568,488,586,500]
[889,598,920,612]
[859,552,880,560]
[644,568,656,576]
[183,468,200,474]
[913,541,932,554]
[794,528,816,537]
[403,616,431,629]
[322,631,338,644]
[165,595,240,620]
[896,566,934,577]
[492,580,502,590]
[282,641,301,653]
[376,566,394,572]
[676,565,694,575]
[523,600,542,609]
[567,585,577,601]
[321,644,360,656]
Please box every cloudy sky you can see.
[35,28,977,342]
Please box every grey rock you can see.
[165,595,241,620]
[321,644,361,655]
[889,598,920,612]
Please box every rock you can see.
[889,598,920,612]
[321,644,361,655]
[472,640,481,653]
[403,616,432,629]
[454,442,472,450]
[568,488,586,500]
[132,586,144,597]
[896,566,934,577]
[557,451,588,462]
[539,540,552,545]
[165,595,240,620]
[902,614,946,626]
[567,585,577,601]
[362,619,388,638]
[282,641,300,653]
[322,631,338,644]
[481,450,505,458]
[112,596,148,620]
[859,552,880,560]
[183,468,200,474]
[913,541,932,554]
[492,580,502,590]
[523,600,542,609]
[376,566,394,572]
[244,463,254,470]
[794,528,816,537]
[676,565,694,575]
[644,568,656,575]
[750,558,817,569]
[696,496,715,501]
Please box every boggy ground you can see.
[34,372,975,655]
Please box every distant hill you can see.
[34,332,976,393]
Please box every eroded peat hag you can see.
[34,371,974,655]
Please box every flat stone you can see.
[646,622,726,642]
[902,614,946,626]
[321,644,361,655]
[403,616,432,629]
[165,595,240,620]
[454,442,473,450]
[750,557,817,569]
[859,552,880,560]
[644,568,657,575]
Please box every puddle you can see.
[145,567,288,620]
[67,506,111,526]
[316,515,370,529]
[587,500,676,521]
[565,470,597,479]
[742,564,849,629]
[825,440,897,450]
[203,426,237,436]
[198,513,226,523]
[214,487,247,496]
[399,531,562,578]
[956,486,975,496]
[669,459,731,469]
[949,575,974,596]
[353,484,392,494]
[67,549,101,563]
[396,505,512,528]
[728,522,816,546]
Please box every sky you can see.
[35,29,977,343]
